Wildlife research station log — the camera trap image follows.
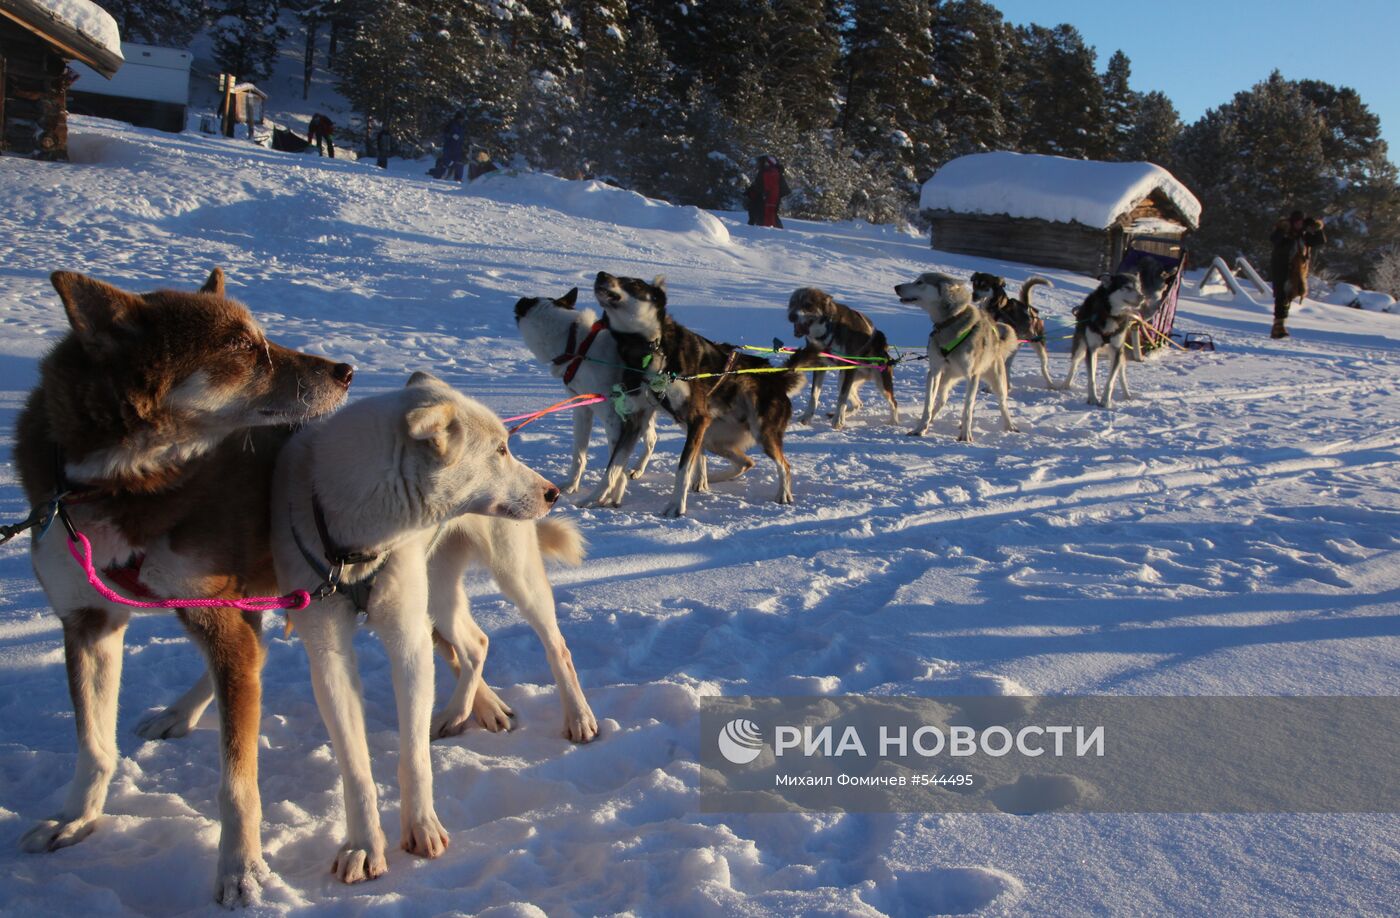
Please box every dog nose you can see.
[543,486,561,505]
[332,363,354,387]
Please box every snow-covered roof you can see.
[920,151,1201,230]
[0,0,124,77]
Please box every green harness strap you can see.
[936,315,977,356]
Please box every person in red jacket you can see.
[745,155,791,228]
[307,113,335,158]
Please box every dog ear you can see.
[199,267,225,297]
[943,280,972,308]
[405,401,457,456]
[652,275,667,290]
[997,276,1008,287]
[406,370,442,389]
[51,272,142,353]
[558,287,579,308]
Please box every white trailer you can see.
[69,41,190,132]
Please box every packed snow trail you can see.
[0,118,1397,916]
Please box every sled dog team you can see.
[518,267,1154,514]
[14,264,1154,905]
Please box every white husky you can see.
[273,372,597,884]
[514,287,658,499]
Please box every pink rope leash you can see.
[502,393,608,434]
[66,530,312,612]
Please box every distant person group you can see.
[428,110,497,182]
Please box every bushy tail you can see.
[783,344,821,396]
[536,517,585,566]
[995,322,1018,359]
[1020,277,1052,306]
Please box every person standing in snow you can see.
[431,111,468,182]
[1268,209,1325,338]
[745,155,791,228]
[374,123,394,169]
[308,113,335,158]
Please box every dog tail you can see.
[1020,277,1052,306]
[995,321,1018,358]
[536,517,586,566]
[783,345,820,396]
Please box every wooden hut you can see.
[920,152,1202,276]
[0,0,122,159]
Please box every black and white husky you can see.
[971,273,1054,387]
[514,287,657,498]
[1054,273,1145,408]
[785,287,899,428]
[592,271,803,517]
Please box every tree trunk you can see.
[303,16,317,100]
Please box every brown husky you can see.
[14,269,352,907]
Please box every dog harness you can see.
[553,319,608,385]
[933,313,977,356]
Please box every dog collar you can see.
[290,494,388,614]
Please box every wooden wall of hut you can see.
[926,211,1116,276]
[0,18,68,159]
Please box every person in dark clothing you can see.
[374,124,394,169]
[307,113,335,158]
[430,111,468,181]
[1268,209,1325,338]
[745,155,791,228]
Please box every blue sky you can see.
[991,0,1399,161]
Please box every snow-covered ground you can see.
[1,116,1398,916]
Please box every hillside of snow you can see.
[1,116,1398,916]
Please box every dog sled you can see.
[1117,245,1185,354]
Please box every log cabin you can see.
[920,152,1202,276]
[0,0,122,159]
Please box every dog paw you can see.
[957,434,974,443]
[661,502,686,518]
[20,816,97,852]
[216,857,270,908]
[430,708,471,739]
[627,468,644,480]
[561,483,581,496]
[831,419,845,430]
[402,816,450,859]
[1005,424,1021,433]
[474,687,515,732]
[563,707,600,743]
[135,706,199,740]
[907,427,927,437]
[332,842,388,884]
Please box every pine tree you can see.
[1100,49,1137,160]
[930,0,1012,160]
[211,0,286,82]
[1122,90,1180,165]
[1009,23,1106,159]
[1174,72,1330,261]
[839,0,940,173]
[767,0,841,132]
[99,0,207,47]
